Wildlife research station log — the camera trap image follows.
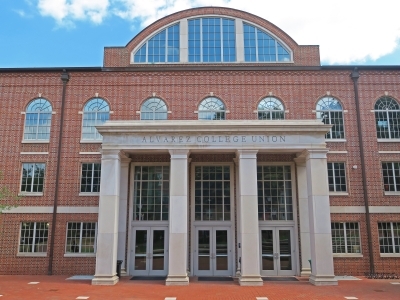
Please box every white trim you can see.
[328,151,348,154]
[21,140,49,144]
[326,139,346,142]
[17,252,47,257]
[79,152,101,155]
[384,192,400,196]
[20,152,49,155]
[343,110,348,113]
[21,111,26,114]
[330,206,366,214]
[378,139,400,143]
[136,111,140,114]
[78,111,83,114]
[2,206,99,214]
[51,111,56,114]
[380,253,400,258]
[379,151,400,154]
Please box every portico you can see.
[91,120,337,286]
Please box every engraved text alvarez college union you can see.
[140,135,286,144]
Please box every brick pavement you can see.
[0,276,400,300]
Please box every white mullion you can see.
[32,222,37,253]
[275,39,278,61]
[220,18,223,62]
[139,167,143,221]
[36,112,40,139]
[386,110,391,138]
[391,223,396,253]
[145,42,148,62]
[31,163,36,192]
[343,223,348,253]
[392,163,398,192]
[79,223,83,253]
[200,19,203,62]
[91,163,95,193]
[255,27,258,61]
[94,223,98,252]
[165,28,168,62]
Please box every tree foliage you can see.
[0,171,18,213]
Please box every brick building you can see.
[0,7,399,286]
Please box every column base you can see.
[239,275,263,286]
[92,275,119,285]
[309,275,338,286]
[165,275,189,286]
[300,268,311,277]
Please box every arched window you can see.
[82,98,110,141]
[257,97,284,120]
[375,97,400,139]
[198,97,226,120]
[140,98,168,120]
[24,98,52,140]
[316,97,344,139]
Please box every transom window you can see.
[188,18,236,62]
[316,97,344,139]
[134,24,180,63]
[194,166,231,221]
[80,163,101,193]
[257,97,284,120]
[327,162,347,192]
[24,98,52,140]
[198,97,226,120]
[378,222,400,254]
[382,162,400,192]
[244,23,290,62]
[82,98,110,141]
[140,98,168,120]
[65,222,97,253]
[257,165,293,221]
[20,163,45,193]
[331,222,361,254]
[374,97,400,139]
[19,222,49,253]
[134,166,170,221]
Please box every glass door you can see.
[130,227,168,276]
[194,227,231,276]
[260,227,295,276]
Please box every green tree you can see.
[0,171,18,213]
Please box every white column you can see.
[306,150,337,286]
[92,150,122,285]
[166,149,189,286]
[237,150,263,286]
[117,156,131,273]
[294,157,311,277]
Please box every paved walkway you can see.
[0,276,399,300]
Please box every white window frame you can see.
[23,98,52,142]
[327,162,347,194]
[79,162,101,195]
[378,222,400,256]
[18,222,49,256]
[81,98,110,142]
[331,222,362,256]
[65,222,97,256]
[19,163,46,196]
[381,162,400,195]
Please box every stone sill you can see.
[64,253,96,258]
[329,192,349,196]
[333,253,363,258]
[79,192,100,196]
[377,139,400,143]
[18,192,43,197]
[384,191,400,196]
[17,253,47,257]
[21,140,50,144]
[325,139,346,143]
[380,253,400,258]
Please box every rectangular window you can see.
[257,165,293,221]
[80,163,101,193]
[378,222,400,254]
[382,162,400,192]
[20,163,45,193]
[134,166,170,221]
[331,222,361,254]
[19,222,49,253]
[66,222,97,253]
[327,162,347,192]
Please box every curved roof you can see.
[103,7,320,67]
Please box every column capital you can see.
[306,149,329,160]
[236,149,258,159]
[101,149,122,160]
[169,149,190,159]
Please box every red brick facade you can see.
[0,7,399,277]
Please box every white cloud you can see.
[35,0,400,64]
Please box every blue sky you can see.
[1,0,400,68]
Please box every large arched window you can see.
[140,98,168,120]
[82,98,110,141]
[198,97,226,120]
[24,98,52,140]
[257,97,284,120]
[375,97,400,139]
[316,97,344,139]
